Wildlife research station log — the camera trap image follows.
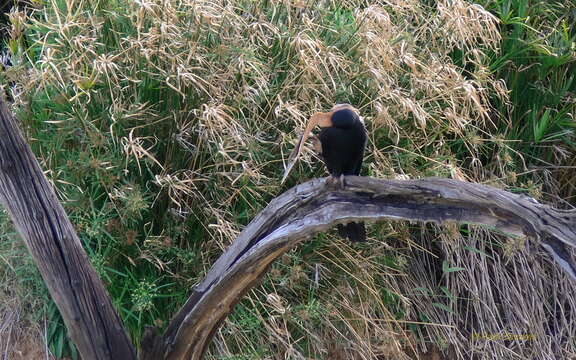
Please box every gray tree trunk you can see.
[0,98,137,359]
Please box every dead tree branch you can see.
[143,176,576,359]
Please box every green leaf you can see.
[533,108,552,143]
[55,329,65,358]
[432,302,454,314]
[463,245,493,259]
[413,287,433,296]
[440,286,456,302]
[442,260,466,273]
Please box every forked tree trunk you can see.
[0,96,575,360]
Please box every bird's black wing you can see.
[319,124,367,242]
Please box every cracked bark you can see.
[0,98,136,359]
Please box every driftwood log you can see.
[0,96,575,360]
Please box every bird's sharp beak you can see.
[313,112,333,128]
[281,111,333,184]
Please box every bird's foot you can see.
[326,174,345,190]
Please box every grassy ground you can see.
[0,0,574,359]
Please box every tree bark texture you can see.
[142,176,576,360]
[0,98,137,359]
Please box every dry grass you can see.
[0,217,53,359]
[389,225,576,359]
[0,0,575,359]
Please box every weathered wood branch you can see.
[0,98,137,359]
[143,176,576,359]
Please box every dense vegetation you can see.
[0,0,574,359]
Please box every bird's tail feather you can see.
[337,222,366,242]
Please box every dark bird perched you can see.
[282,104,367,242]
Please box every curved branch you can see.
[141,176,576,359]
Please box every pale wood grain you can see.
[0,97,136,360]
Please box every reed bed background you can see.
[0,0,574,358]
